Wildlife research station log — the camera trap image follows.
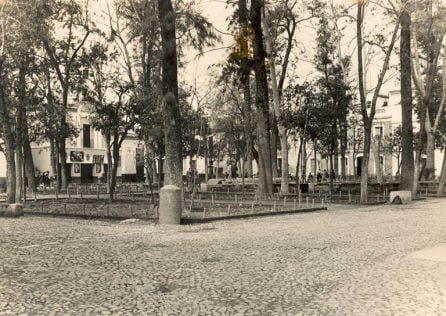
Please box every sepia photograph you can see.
[0,0,446,314]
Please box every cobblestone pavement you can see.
[1,200,446,315]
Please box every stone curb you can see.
[181,207,328,224]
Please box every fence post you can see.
[273,200,277,212]
[293,199,296,210]
[97,185,100,200]
[227,204,231,216]
[312,199,315,208]
[348,190,352,203]
[83,204,86,216]
[64,203,67,215]
[251,202,254,214]
[306,197,309,208]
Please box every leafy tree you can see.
[411,0,446,186]
[314,16,352,192]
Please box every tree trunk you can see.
[158,0,183,189]
[302,139,307,182]
[437,148,446,196]
[15,65,26,201]
[329,153,334,194]
[109,134,120,202]
[59,88,69,189]
[23,135,36,193]
[271,122,278,178]
[238,0,253,178]
[0,57,16,203]
[399,7,415,190]
[251,0,273,197]
[295,140,302,191]
[424,129,435,180]
[360,123,372,203]
[262,12,289,194]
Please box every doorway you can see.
[81,164,94,184]
[356,157,363,177]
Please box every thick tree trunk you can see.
[158,0,183,189]
[0,57,16,203]
[23,136,36,193]
[251,0,273,197]
[400,8,415,190]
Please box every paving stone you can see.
[0,200,446,314]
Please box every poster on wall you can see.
[74,163,80,174]
[70,151,84,162]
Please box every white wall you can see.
[0,151,6,178]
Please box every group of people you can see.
[307,169,336,183]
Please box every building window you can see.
[375,126,383,137]
[83,124,91,148]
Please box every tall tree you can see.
[411,0,446,189]
[158,0,183,189]
[250,0,273,197]
[399,0,414,191]
[37,0,93,190]
[356,1,400,203]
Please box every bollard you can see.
[306,197,309,208]
[159,185,182,225]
